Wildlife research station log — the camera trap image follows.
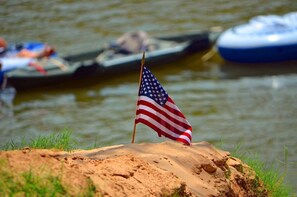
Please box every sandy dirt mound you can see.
[0,141,267,196]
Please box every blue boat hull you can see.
[218,43,297,63]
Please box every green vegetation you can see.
[161,183,188,197]
[2,129,77,151]
[231,144,295,197]
[0,159,66,196]
[0,159,96,196]
[0,130,97,196]
[85,178,97,197]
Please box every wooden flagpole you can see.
[131,51,146,144]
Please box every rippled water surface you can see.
[1,0,297,192]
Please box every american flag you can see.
[135,66,192,145]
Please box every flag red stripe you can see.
[136,108,192,140]
[137,101,191,130]
[135,113,192,143]
[163,97,187,119]
[137,98,191,128]
[135,118,191,145]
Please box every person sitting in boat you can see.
[97,31,161,61]
[109,31,152,54]
[0,37,55,59]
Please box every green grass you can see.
[231,144,295,197]
[85,178,97,197]
[0,159,96,196]
[21,170,66,196]
[161,183,188,197]
[0,131,97,196]
[0,159,66,196]
[2,129,77,151]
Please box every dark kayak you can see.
[5,30,221,90]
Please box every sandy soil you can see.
[0,141,267,196]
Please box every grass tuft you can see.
[161,183,189,197]
[21,169,67,196]
[1,129,77,151]
[240,155,294,197]
[29,129,76,150]
[0,159,66,196]
[230,145,295,197]
[0,158,97,196]
[85,178,97,197]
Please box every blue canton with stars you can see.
[139,67,169,106]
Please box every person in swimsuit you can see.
[0,37,55,58]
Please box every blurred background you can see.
[1,0,297,192]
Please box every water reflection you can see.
[0,87,16,119]
[218,59,297,79]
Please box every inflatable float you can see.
[216,12,297,63]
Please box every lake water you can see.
[1,0,297,192]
